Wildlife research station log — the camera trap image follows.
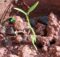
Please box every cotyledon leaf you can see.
[31,35,36,46]
[27,1,39,15]
[14,8,27,15]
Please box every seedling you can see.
[14,1,39,49]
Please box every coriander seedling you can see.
[14,1,39,49]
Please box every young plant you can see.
[14,1,39,49]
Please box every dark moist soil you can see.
[0,0,60,57]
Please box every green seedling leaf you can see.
[31,35,36,47]
[27,1,39,15]
[14,8,27,15]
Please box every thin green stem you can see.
[26,15,37,49]
[26,15,36,36]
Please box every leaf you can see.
[31,35,36,47]
[27,1,39,15]
[14,8,27,15]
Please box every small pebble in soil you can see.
[43,45,48,51]
[14,35,23,43]
[0,47,7,57]
[38,16,48,25]
[6,26,15,36]
[56,46,60,52]
[35,23,46,35]
[2,38,12,47]
[30,18,36,27]
[35,40,44,48]
[0,25,6,34]
[50,39,56,45]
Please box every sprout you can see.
[14,1,39,49]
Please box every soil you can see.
[0,0,60,57]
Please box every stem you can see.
[26,15,36,36]
[26,15,37,49]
